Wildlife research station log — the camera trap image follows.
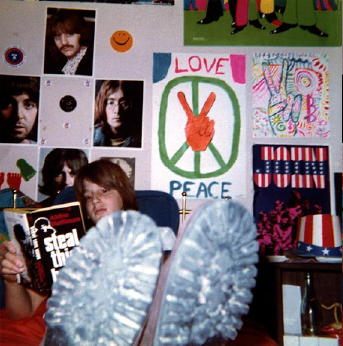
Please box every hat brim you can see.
[287,248,316,258]
[291,241,342,258]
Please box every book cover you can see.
[4,202,86,293]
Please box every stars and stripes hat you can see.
[294,214,342,257]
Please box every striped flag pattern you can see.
[253,145,329,189]
[295,214,342,257]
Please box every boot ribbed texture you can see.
[154,199,259,345]
[44,211,163,346]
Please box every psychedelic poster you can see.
[252,53,329,138]
[184,0,342,46]
[151,52,246,199]
[253,144,331,254]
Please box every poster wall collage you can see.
[0,1,342,248]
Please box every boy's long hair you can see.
[74,159,138,222]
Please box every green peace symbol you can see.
[158,76,241,179]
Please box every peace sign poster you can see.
[151,53,246,200]
[252,53,330,138]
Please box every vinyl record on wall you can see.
[39,77,94,147]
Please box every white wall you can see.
[0,0,341,218]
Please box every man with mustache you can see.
[44,9,94,76]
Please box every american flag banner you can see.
[253,144,331,219]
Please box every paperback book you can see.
[4,202,86,293]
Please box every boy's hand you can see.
[0,240,25,283]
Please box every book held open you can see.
[4,202,86,293]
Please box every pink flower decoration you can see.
[256,191,325,256]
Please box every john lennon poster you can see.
[151,52,246,199]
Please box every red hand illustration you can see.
[178,91,215,152]
[7,172,22,190]
[0,172,4,189]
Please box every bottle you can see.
[300,272,321,336]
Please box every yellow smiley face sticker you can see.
[110,30,133,53]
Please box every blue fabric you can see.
[0,189,27,238]
[135,190,179,235]
[52,186,77,205]
[1,186,180,238]
[54,187,180,235]
[0,188,28,308]
[295,241,342,257]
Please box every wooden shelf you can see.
[249,260,341,346]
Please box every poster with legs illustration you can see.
[184,0,341,46]
[151,52,246,199]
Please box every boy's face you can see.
[0,93,37,142]
[54,32,81,59]
[82,179,124,224]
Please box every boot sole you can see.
[154,199,258,345]
[44,210,163,346]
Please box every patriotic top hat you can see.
[294,214,342,257]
